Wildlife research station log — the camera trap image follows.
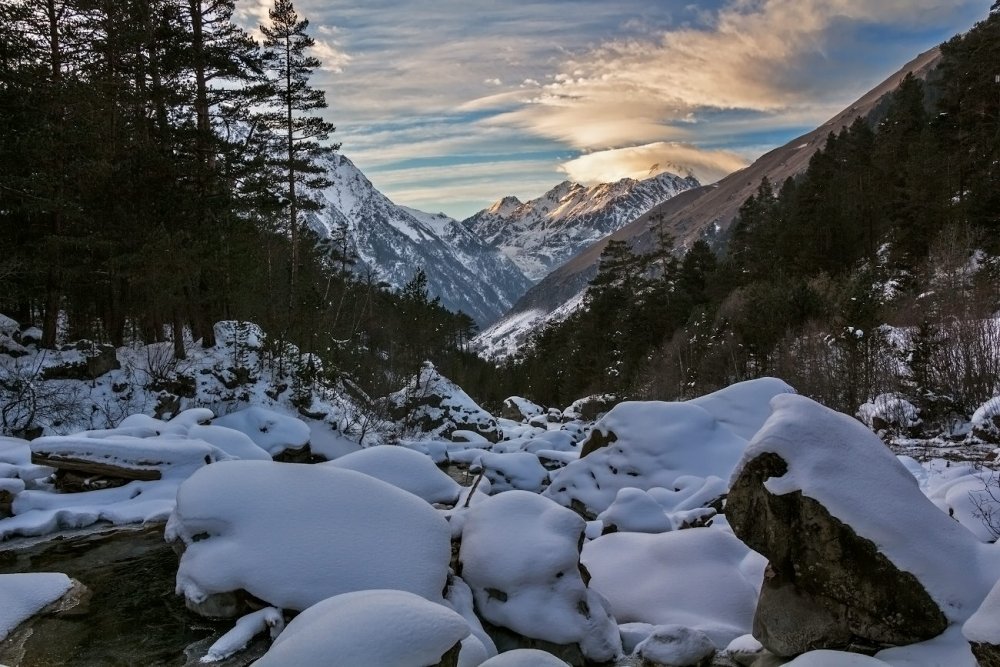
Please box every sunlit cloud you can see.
[560,143,749,186]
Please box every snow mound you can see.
[596,488,673,534]
[544,400,745,516]
[479,649,571,666]
[857,393,921,436]
[635,625,715,666]
[202,607,284,662]
[583,528,765,648]
[324,445,460,504]
[786,650,890,666]
[251,589,472,667]
[0,572,73,640]
[473,452,549,494]
[964,577,1000,644]
[459,490,621,662]
[733,393,998,623]
[502,396,545,422]
[688,377,796,440]
[212,407,310,457]
[168,460,451,612]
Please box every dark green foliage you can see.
[0,0,489,401]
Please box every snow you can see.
[389,362,500,441]
[786,651,890,666]
[212,407,310,457]
[733,393,1000,623]
[324,445,461,504]
[596,488,672,534]
[583,528,765,648]
[544,400,746,516]
[458,490,621,662]
[201,607,284,663]
[29,432,230,476]
[168,460,452,612]
[251,589,472,667]
[478,649,571,666]
[964,577,1000,643]
[857,393,921,434]
[0,572,74,640]
[503,396,544,421]
[687,377,796,441]
[473,451,549,494]
[634,625,715,666]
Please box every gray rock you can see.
[727,451,948,657]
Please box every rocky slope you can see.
[463,171,700,283]
[308,154,533,327]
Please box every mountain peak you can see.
[487,195,523,217]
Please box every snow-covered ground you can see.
[4,352,1000,666]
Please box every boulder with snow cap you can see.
[168,460,452,618]
[857,393,922,439]
[972,397,1000,444]
[458,490,622,663]
[562,394,618,422]
[635,625,715,666]
[250,589,473,667]
[964,577,1000,666]
[727,393,992,657]
[502,396,545,422]
[478,649,571,666]
[389,362,501,443]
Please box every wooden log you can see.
[31,453,162,481]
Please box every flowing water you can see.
[0,526,266,667]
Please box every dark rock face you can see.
[727,452,948,657]
[971,644,1000,667]
[42,343,121,380]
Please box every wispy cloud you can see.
[251,0,984,217]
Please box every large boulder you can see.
[727,394,993,657]
[458,490,622,663]
[502,396,545,422]
[389,362,501,443]
[972,397,1000,444]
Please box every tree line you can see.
[0,0,486,398]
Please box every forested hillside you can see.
[0,0,487,397]
[498,8,1000,422]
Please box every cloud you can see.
[312,39,351,72]
[492,0,983,152]
[559,143,749,186]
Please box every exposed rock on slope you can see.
[464,171,699,283]
[309,154,532,326]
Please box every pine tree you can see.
[259,0,338,307]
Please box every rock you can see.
[972,398,1000,444]
[964,578,1000,667]
[857,393,922,440]
[729,451,946,655]
[502,396,545,422]
[635,625,715,666]
[725,394,990,658]
[0,489,14,518]
[41,342,120,380]
[562,394,618,422]
[389,362,501,443]
[724,634,766,666]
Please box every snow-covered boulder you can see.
[479,649,571,666]
[727,393,995,657]
[545,401,744,518]
[596,488,673,534]
[582,528,765,649]
[857,393,922,438]
[964,577,1000,666]
[324,445,461,505]
[687,377,796,441]
[213,407,310,458]
[213,320,266,350]
[502,396,545,422]
[389,362,501,443]
[473,452,548,494]
[634,625,715,667]
[251,589,473,667]
[0,572,75,641]
[167,460,452,617]
[562,394,617,422]
[458,491,621,662]
[30,431,230,484]
[972,397,1000,444]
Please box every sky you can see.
[238,0,987,220]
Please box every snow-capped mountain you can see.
[308,155,533,327]
[463,171,700,282]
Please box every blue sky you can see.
[240,0,988,219]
